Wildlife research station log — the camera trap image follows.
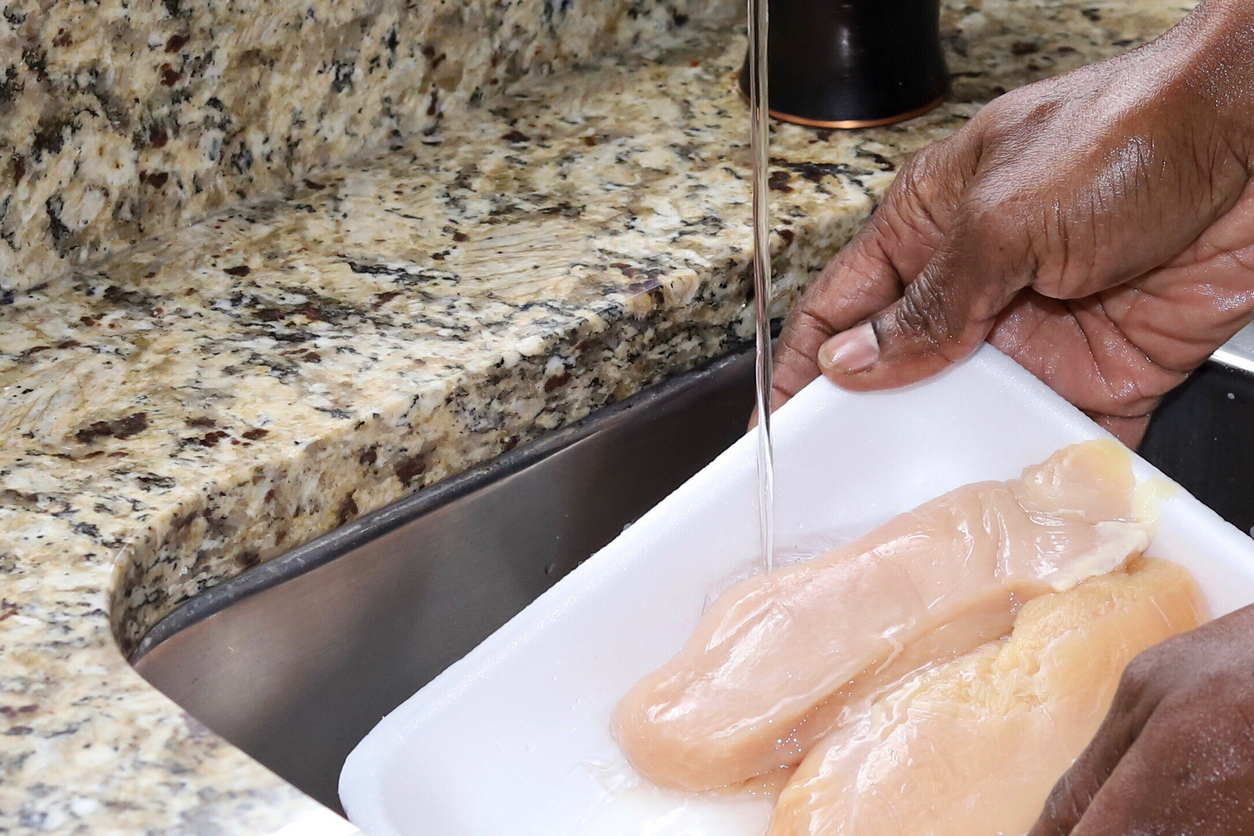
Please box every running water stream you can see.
[747,0,775,575]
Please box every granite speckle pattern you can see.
[0,0,1195,832]
[0,0,718,295]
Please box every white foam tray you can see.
[340,346,1254,835]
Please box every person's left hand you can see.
[762,0,1254,446]
[1028,602,1254,835]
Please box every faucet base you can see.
[741,86,948,130]
[737,0,950,132]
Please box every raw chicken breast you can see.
[769,557,1206,836]
[614,441,1152,791]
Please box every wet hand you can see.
[1028,603,1254,835]
[771,0,1254,445]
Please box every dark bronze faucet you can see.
[738,0,949,128]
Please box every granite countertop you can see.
[0,0,1195,832]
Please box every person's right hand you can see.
[1027,601,1254,835]
[769,0,1254,445]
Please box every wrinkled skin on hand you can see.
[770,0,1254,445]
[1027,602,1254,836]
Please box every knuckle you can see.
[899,144,941,186]
[1119,646,1165,698]
[1151,688,1203,730]
[792,284,842,330]
[795,283,829,319]
[1043,772,1089,829]
[976,84,1063,141]
[887,184,946,246]
[886,152,942,224]
[891,278,952,348]
[894,139,971,221]
[791,305,838,343]
[798,268,843,315]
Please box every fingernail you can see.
[819,322,879,373]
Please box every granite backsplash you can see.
[0,0,735,295]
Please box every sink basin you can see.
[1142,359,1254,536]
[131,349,757,812]
[130,343,1254,815]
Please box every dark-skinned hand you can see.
[1028,602,1254,835]
[769,0,1254,446]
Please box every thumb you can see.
[1027,652,1165,836]
[1027,714,1138,836]
[768,134,981,412]
[816,215,1030,390]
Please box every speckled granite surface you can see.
[0,0,1195,832]
[0,0,714,295]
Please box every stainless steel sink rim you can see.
[130,348,754,663]
[1212,324,1254,376]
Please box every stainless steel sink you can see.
[132,349,757,812]
[130,340,1254,814]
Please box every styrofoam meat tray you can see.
[340,346,1254,835]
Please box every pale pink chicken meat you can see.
[768,557,1207,836]
[613,441,1152,791]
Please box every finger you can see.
[1027,711,1141,836]
[768,137,979,412]
[987,290,1181,420]
[1065,703,1254,836]
[816,219,1027,390]
[1028,651,1167,836]
[1100,227,1254,375]
[767,229,901,413]
[1062,732,1167,836]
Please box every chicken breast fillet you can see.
[614,441,1152,790]
[768,557,1206,836]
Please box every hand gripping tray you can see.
[340,347,1254,835]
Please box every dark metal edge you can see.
[130,347,753,662]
